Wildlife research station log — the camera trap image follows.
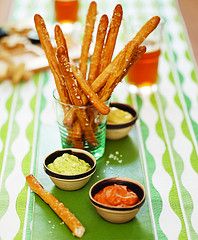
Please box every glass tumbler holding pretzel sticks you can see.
[53,90,109,160]
[127,20,164,91]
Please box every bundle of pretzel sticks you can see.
[34,2,160,149]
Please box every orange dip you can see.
[93,184,139,207]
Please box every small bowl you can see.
[44,148,96,190]
[106,102,138,140]
[89,177,145,223]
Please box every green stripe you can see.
[135,94,167,239]
[24,73,49,240]
[15,75,40,240]
[151,93,186,239]
[160,42,198,239]
[155,92,195,239]
[164,36,198,177]
[0,87,14,174]
[0,86,20,219]
[191,69,198,84]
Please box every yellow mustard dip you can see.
[107,107,133,124]
[48,153,91,175]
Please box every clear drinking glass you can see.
[53,90,109,160]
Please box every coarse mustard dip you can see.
[107,107,133,124]
[48,153,91,175]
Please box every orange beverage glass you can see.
[127,47,161,87]
[54,0,79,23]
[127,21,163,88]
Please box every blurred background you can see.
[0,0,197,64]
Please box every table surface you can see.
[1,0,198,240]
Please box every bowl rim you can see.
[89,177,146,211]
[44,148,96,180]
[107,102,138,129]
[48,168,96,182]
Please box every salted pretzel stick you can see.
[56,46,83,106]
[55,25,88,105]
[88,14,109,84]
[119,46,146,81]
[34,14,69,104]
[99,4,123,73]
[54,25,69,61]
[72,65,110,115]
[80,1,97,79]
[26,175,85,238]
[91,16,160,93]
[56,46,97,146]
[100,46,146,102]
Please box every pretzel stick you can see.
[56,46,96,146]
[26,175,85,238]
[99,4,123,73]
[56,46,83,105]
[70,120,84,149]
[88,14,109,84]
[55,25,88,105]
[80,1,97,79]
[34,14,69,104]
[54,25,69,61]
[100,46,146,101]
[91,16,160,94]
[118,46,146,81]
[72,65,110,115]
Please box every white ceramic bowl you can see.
[106,102,138,140]
[44,148,96,190]
[89,177,145,223]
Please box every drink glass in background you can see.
[53,90,109,160]
[127,21,164,91]
[54,0,79,24]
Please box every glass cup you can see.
[127,21,164,91]
[53,90,109,160]
[54,0,79,24]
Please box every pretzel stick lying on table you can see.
[80,1,97,79]
[26,175,85,238]
[99,4,123,73]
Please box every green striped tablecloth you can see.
[1,0,198,239]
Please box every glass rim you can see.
[53,89,110,109]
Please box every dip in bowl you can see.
[106,102,138,140]
[89,177,145,223]
[44,148,96,190]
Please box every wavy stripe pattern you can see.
[0,82,13,172]
[21,74,48,240]
[0,81,35,239]
[1,0,198,239]
[157,52,198,239]
[156,0,198,237]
